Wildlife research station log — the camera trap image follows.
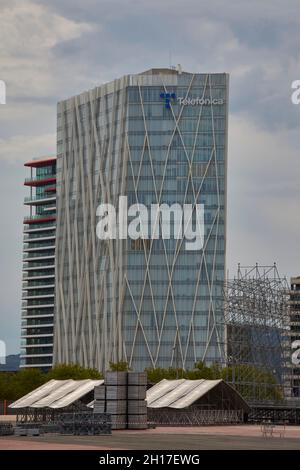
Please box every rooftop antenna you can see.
[169,50,176,70]
[169,50,172,68]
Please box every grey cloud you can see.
[1,0,300,353]
[34,0,300,131]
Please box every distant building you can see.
[289,276,300,397]
[0,354,20,372]
[20,157,56,370]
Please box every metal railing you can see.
[23,243,55,251]
[24,223,56,231]
[23,251,55,259]
[23,214,56,222]
[24,175,56,184]
[24,194,56,203]
[24,233,55,241]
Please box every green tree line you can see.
[0,361,283,402]
[0,364,102,401]
[145,362,283,401]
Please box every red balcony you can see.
[44,187,56,193]
[23,215,56,225]
[25,157,56,168]
[24,176,56,187]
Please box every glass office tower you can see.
[54,68,228,372]
[21,157,56,370]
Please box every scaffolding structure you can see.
[148,408,244,426]
[15,401,89,425]
[223,263,291,404]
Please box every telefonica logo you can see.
[160,92,176,109]
[160,91,224,108]
[0,80,6,104]
[178,97,224,106]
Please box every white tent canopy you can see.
[146,378,249,411]
[9,379,103,409]
[9,377,249,412]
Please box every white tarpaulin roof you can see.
[9,379,103,409]
[146,379,224,409]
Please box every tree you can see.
[0,364,103,401]
[109,361,130,371]
[0,372,19,400]
[47,363,102,380]
[145,362,282,402]
[221,364,283,401]
[145,367,188,383]
[3,369,47,401]
[187,361,214,379]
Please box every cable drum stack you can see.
[93,371,148,430]
[57,411,111,435]
[106,378,127,430]
[127,372,147,429]
[0,422,14,436]
[103,371,128,430]
[93,384,105,413]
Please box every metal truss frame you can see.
[148,407,243,426]
[222,263,291,403]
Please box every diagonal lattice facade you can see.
[54,69,228,372]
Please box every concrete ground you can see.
[0,415,16,422]
[0,425,300,450]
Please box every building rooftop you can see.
[58,67,228,107]
[25,156,56,168]
[139,67,184,75]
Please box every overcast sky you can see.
[1,0,300,354]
